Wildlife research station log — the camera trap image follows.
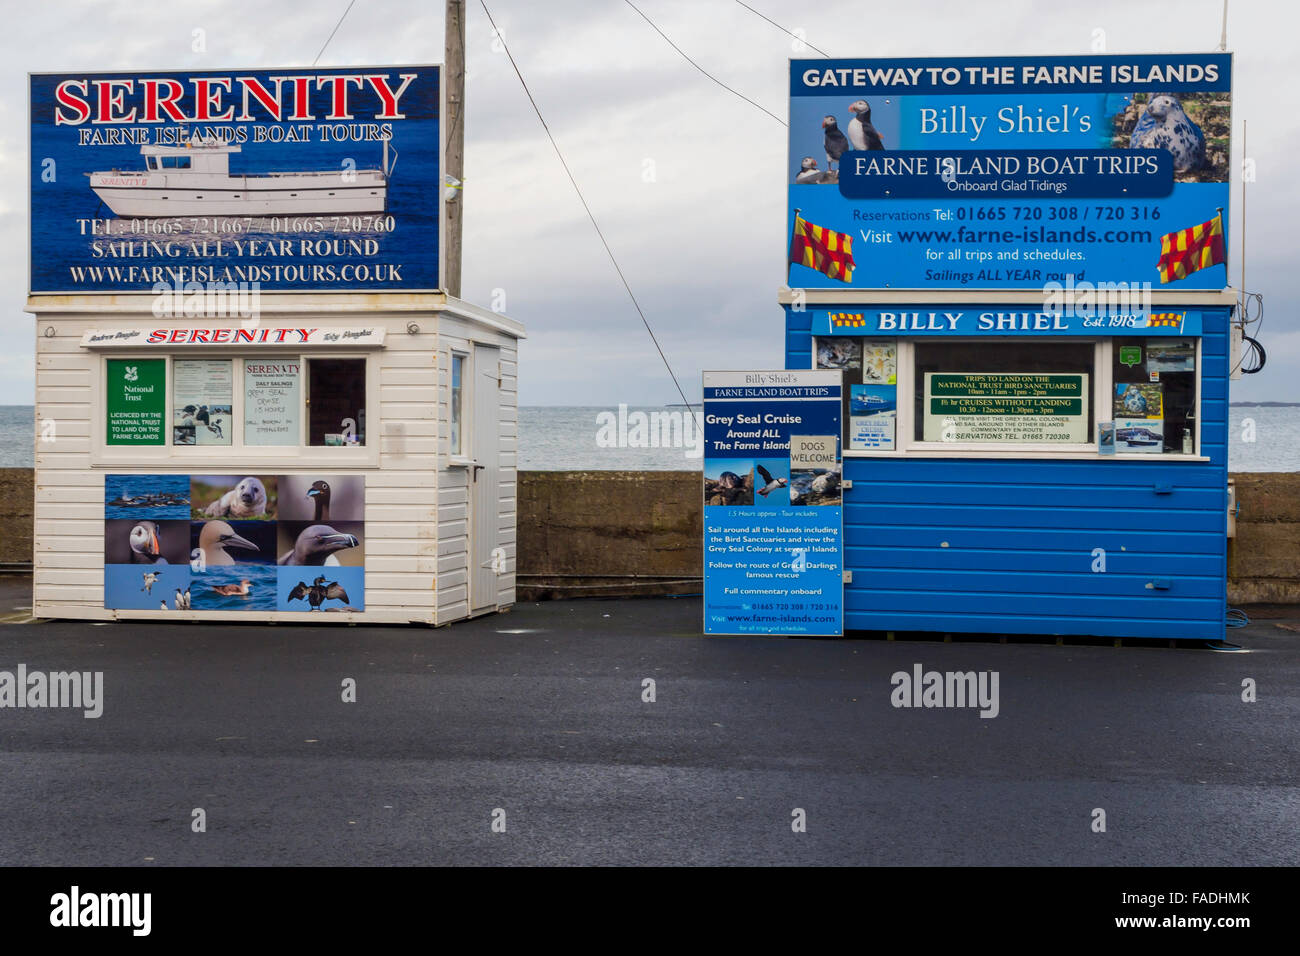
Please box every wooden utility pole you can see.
[444,0,466,297]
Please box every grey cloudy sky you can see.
[2,0,1294,404]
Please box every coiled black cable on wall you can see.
[1236,291,1266,375]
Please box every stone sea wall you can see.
[3,468,1297,607]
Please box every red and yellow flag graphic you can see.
[1156,213,1225,284]
[790,216,855,283]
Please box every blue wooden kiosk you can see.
[782,53,1237,641]
[782,295,1237,640]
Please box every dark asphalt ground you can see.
[0,575,1297,866]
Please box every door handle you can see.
[471,463,484,481]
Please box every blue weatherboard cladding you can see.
[785,306,1230,640]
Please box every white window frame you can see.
[447,349,471,466]
[90,350,381,470]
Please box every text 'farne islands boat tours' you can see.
[86,134,395,218]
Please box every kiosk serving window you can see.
[1111,337,1198,455]
[306,358,366,446]
[914,341,1094,446]
[98,351,370,456]
[811,316,1205,459]
[817,338,897,451]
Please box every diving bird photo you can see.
[307,480,332,522]
[846,99,885,150]
[275,475,364,522]
[279,524,360,566]
[196,520,259,566]
[140,571,160,594]
[1129,92,1205,173]
[288,576,351,610]
[209,579,253,597]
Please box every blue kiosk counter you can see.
[781,292,1238,641]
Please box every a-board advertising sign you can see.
[30,66,440,293]
[788,54,1231,290]
[104,473,365,614]
[703,370,843,636]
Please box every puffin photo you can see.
[795,156,825,184]
[846,99,885,151]
[129,521,166,564]
[822,114,849,174]
[755,464,788,497]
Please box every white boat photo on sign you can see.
[86,133,395,218]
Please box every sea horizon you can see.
[2,403,1298,471]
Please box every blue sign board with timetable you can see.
[703,371,843,636]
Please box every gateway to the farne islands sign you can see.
[788,54,1230,290]
[29,66,440,293]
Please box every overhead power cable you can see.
[479,1,701,425]
[623,0,786,126]
[732,0,831,57]
[312,0,359,66]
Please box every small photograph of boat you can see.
[850,384,896,417]
[87,132,395,218]
[1115,419,1165,453]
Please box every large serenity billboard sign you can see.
[787,54,1232,290]
[29,66,440,293]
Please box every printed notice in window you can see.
[173,359,233,446]
[244,359,301,446]
[923,372,1089,443]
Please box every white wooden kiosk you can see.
[26,293,523,624]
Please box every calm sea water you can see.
[2,404,1296,471]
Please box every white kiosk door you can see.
[470,342,501,614]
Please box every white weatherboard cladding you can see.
[433,313,518,622]
[27,294,522,625]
